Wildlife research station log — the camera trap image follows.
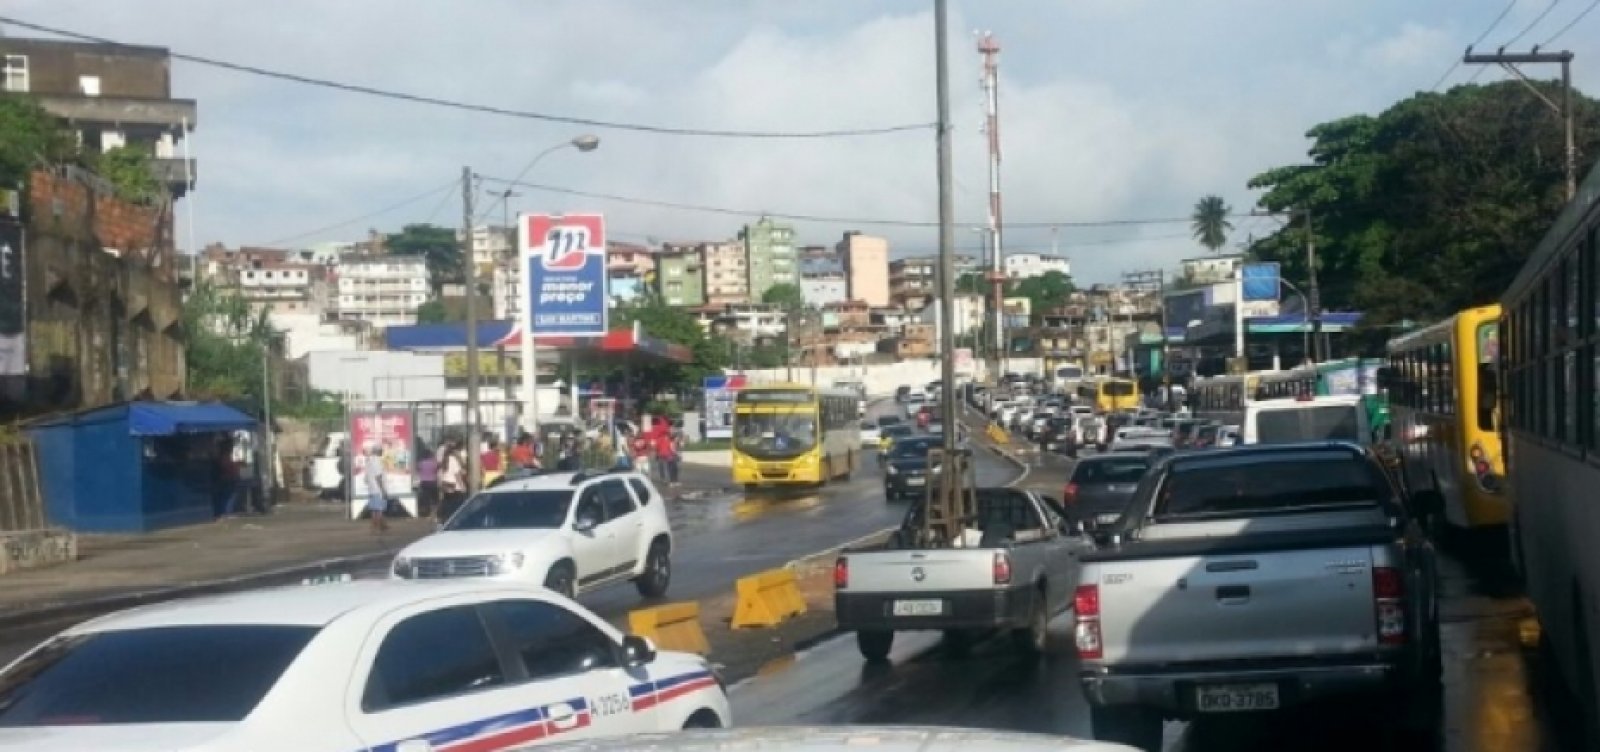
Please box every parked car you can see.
[1075,443,1440,750]
[393,470,673,600]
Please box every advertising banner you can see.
[0,220,23,377]
[1241,263,1280,301]
[702,374,747,440]
[521,213,609,336]
[348,409,416,519]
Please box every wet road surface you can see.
[731,497,1569,752]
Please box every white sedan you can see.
[0,581,729,751]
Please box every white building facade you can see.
[334,257,429,329]
[1004,252,1072,279]
[801,273,848,308]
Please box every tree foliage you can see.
[1247,80,1600,330]
[183,282,273,400]
[1191,195,1233,253]
[0,95,79,186]
[1010,270,1075,322]
[416,300,452,323]
[92,146,161,204]
[610,297,728,390]
[761,282,804,309]
[386,224,462,296]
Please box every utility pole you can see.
[461,167,482,494]
[1304,208,1322,363]
[1463,48,1577,200]
[496,189,520,402]
[1159,270,1174,413]
[978,31,1005,379]
[937,0,958,450]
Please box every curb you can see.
[0,547,403,634]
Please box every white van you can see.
[1243,395,1371,446]
[1051,364,1086,394]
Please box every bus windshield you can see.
[735,412,818,459]
[1104,381,1135,396]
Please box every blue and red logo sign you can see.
[522,214,609,336]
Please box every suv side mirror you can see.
[620,635,657,667]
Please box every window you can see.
[363,606,504,711]
[1156,453,1389,519]
[0,625,316,726]
[489,600,617,680]
[600,480,636,520]
[2,55,27,93]
[627,478,653,505]
[78,75,100,96]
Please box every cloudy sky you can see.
[6,0,1598,283]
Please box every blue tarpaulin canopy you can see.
[126,402,256,436]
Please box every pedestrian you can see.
[630,430,653,477]
[415,442,439,519]
[481,432,504,486]
[655,426,681,488]
[214,435,243,519]
[510,432,538,470]
[557,433,581,472]
[437,441,467,522]
[363,446,390,534]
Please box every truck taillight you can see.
[833,557,849,589]
[992,552,1013,585]
[1373,566,1405,645]
[1074,584,1102,659]
[1063,483,1079,504]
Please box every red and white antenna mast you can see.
[977,31,1005,371]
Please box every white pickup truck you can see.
[834,487,1081,661]
[1073,442,1441,751]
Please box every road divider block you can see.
[628,601,710,655]
[987,423,1011,444]
[732,567,807,629]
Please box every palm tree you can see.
[1191,195,1233,253]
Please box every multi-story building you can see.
[709,303,786,342]
[1179,254,1244,286]
[838,231,890,307]
[741,217,797,302]
[692,241,747,306]
[872,307,917,337]
[0,37,197,199]
[655,249,706,308]
[801,270,848,308]
[1004,252,1071,279]
[334,257,429,330]
[606,241,654,304]
[889,256,937,308]
[918,293,986,339]
[461,225,512,278]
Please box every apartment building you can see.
[801,270,847,307]
[655,249,706,308]
[334,257,429,329]
[741,217,797,302]
[838,231,890,307]
[1004,252,1071,279]
[1179,254,1244,286]
[889,256,937,308]
[686,241,746,305]
[0,37,197,198]
[462,225,512,278]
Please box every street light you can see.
[463,134,600,493]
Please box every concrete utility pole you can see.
[1304,208,1322,363]
[937,0,958,449]
[461,166,482,494]
[978,31,1005,378]
[1463,48,1577,200]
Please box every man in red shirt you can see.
[654,426,680,488]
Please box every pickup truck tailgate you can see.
[846,549,998,593]
[1095,545,1379,663]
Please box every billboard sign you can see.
[1241,263,1280,302]
[521,214,609,336]
[702,374,747,440]
[348,409,416,519]
[0,220,23,377]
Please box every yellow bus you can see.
[1075,377,1141,413]
[732,384,860,489]
[1383,304,1507,531]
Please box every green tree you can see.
[955,271,988,295]
[611,297,729,390]
[1247,80,1600,329]
[1009,270,1075,323]
[1191,195,1233,253]
[182,282,273,400]
[0,95,79,185]
[761,282,804,310]
[415,300,451,323]
[92,146,161,204]
[386,224,462,297]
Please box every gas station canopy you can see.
[384,321,693,367]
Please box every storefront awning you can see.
[127,402,258,436]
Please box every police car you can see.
[393,470,673,600]
[546,726,1138,751]
[0,581,729,750]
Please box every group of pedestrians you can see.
[627,418,683,487]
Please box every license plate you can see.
[1096,513,1122,525]
[906,477,926,486]
[892,599,944,616]
[1195,683,1280,713]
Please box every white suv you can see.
[392,470,673,600]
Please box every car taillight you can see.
[992,551,1012,585]
[834,557,849,589]
[1074,584,1103,659]
[1063,483,1079,504]
[1373,567,1405,645]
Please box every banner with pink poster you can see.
[347,409,418,519]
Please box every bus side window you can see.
[1478,364,1499,431]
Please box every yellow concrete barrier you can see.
[628,601,711,655]
[987,423,1011,444]
[732,567,807,629]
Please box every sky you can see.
[5,0,1598,284]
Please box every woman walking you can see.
[363,446,389,534]
[414,442,439,519]
[437,441,467,523]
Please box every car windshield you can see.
[735,413,818,459]
[891,437,940,459]
[0,625,317,726]
[882,425,914,439]
[446,489,572,530]
[1253,406,1361,443]
[1155,453,1387,520]
[1074,458,1150,484]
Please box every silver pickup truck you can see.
[1073,442,1441,751]
[835,487,1081,661]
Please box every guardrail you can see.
[732,567,807,629]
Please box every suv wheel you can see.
[635,539,671,598]
[544,563,576,599]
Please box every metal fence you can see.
[0,440,46,532]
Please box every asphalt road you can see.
[729,454,1570,752]
[0,399,1018,662]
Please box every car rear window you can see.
[0,625,317,726]
[1155,452,1388,520]
[1253,406,1361,443]
[1073,457,1150,484]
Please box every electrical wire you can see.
[1430,0,1522,92]
[1543,0,1600,43]
[255,179,457,247]
[1503,0,1563,47]
[0,15,934,140]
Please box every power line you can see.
[1544,0,1600,43]
[1429,0,1522,91]
[1503,0,1563,47]
[254,179,457,247]
[0,15,934,140]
